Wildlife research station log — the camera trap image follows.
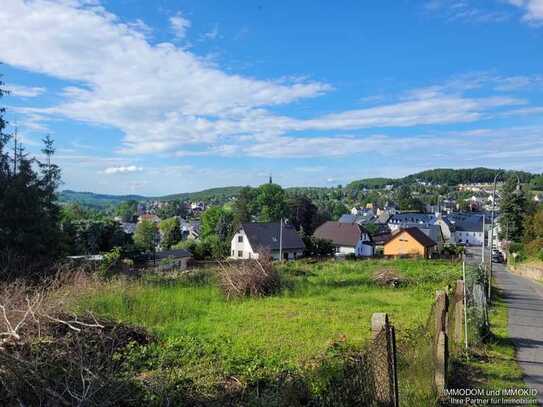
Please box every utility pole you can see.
[488,171,502,300]
[481,214,485,268]
[463,258,468,350]
[279,218,283,261]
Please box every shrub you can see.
[97,247,123,279]
[217,252,281,299]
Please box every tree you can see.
[199,206,234,259]
[233,186,256,224]
[201,207,224,240]
[159,217,181,249]
[303,236,335,258]
[530,175,543,191]
[0,77,64,278]
[255,183,288,222]
[215,210,234,241]
[395,185,424,211]
[287,195,319,235]
[499,176,528,242]
[524,207,543,243]
[115,200,138,222]
[133,220,158,252]
[62,219,126,255]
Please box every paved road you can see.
[495,264,543,405]
[466,247,543,404]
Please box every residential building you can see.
[138,213,160,224]
[230,222,305,260]
[150,248,192,270]
[387,212,437,232]
[447,212,489,246]
[313,221,374,257]
[384,227,437,258]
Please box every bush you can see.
[217,252,281,299]
[97,247,123,279]
[303,236,335,258]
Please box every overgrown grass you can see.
[77,259,462,405]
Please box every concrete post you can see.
[435,290,449,336]
[435,331,448,396]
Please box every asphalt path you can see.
[466,247,543,405]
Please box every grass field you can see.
[77,259,462,404]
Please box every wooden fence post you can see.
[453,280,465,345]
[371,313,399,407]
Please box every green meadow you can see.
[77,259,462,404]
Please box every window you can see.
[231,250,234,256]
[238,235,243,243]
[238,250,243,257]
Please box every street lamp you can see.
[488,173,521,300]
[487,172,502,300]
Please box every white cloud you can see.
[169,12,191,39]
[0,0,541,163]
[507,0,543,22]
[202,24,219,40]
[103,165,142,174]
[5,84,46,97]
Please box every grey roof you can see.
[388,212,437,224]
[339,214,357,223]
[339,212,380,225]
[446,212,489,232]
[154,249,192,260]
[241,222,305,251]
[121,222,137,234]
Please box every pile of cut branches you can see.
[217,251,281,299]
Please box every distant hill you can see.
[58,190,147,208]
[60,168,540,209]
[156,186,245,202]
[347,168,537,190]
[57,186,245,208]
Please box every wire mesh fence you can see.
[464,262,490,344]
[316,323,398,407]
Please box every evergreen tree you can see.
[233,186,256,224]
[498,176,527,242]
[0,77,63,278]
[287,195,319,235]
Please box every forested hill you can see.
[58,186,245,208]
[346,168,536,190]
[58,190,147,207]
[59,168,540,208]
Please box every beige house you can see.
[384,227,437,258]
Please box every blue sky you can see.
[1,0,543,195]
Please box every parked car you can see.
[492,252,504,263]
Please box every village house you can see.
[447,212,489,246]
[383,227,437,258]
[230,222,305,260]
[313,221,375,257]
[138,213,161,224]
[149,248,192,270]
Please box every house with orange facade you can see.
[383,227,437,258]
